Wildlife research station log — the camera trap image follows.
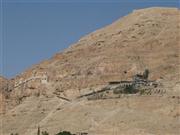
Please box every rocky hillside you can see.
[0,76,8,91]
[0,76,10,114]
[0,7,180,135]
[7,7,179,102]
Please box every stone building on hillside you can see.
[14,71,49,89]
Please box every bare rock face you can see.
[0,76,8,91]
[1,7,180,135]
[0,76,9,114]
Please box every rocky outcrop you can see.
[0,76,8,91]
[0,76,9,114]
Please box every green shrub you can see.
[42,131,49,135]
[55,131,74,135]
[139,89,145,95]
[124,85,137,94]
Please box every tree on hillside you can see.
[37,126,40,135]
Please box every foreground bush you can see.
[55,131,75,135]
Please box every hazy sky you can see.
[0,0,179,78]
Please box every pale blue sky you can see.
[0,0,179,78]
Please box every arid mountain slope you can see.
[1,7,180,135]
[11,7,179,98]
